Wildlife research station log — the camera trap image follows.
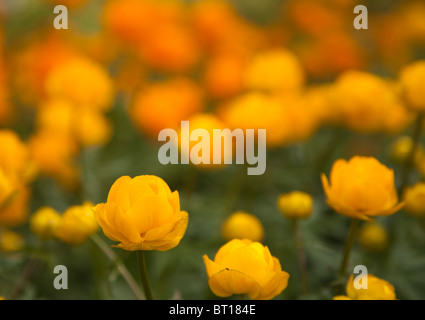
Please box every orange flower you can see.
[321,156,403,220]
[93,175,188,251]
[203,239,289,300]
[131,78,204,137]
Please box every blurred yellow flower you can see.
[93,175,188,251]
[321,156,403,220]
[30,207,61,240]
[178,113,230,170]
[0,168,30,227]
[0,129,37,183]
[357,222,389,252]
[402,182,425,218]
[131,78,203,137]
[221,211,264,242]
[55,202,99,246]
[334,274,396,300]
[244,49,304,93]
[44,57,114,111]
[28,129,79,189]
[0,229,24,252]
[399,60,425,111]
[332,70,411,133]
[37,100,112,147]
[203,239,289,300]
[277,191,313,220]
[390,136,424,164]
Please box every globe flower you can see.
[390,136,424,164]
[321,156,403,220]
[203,239,289,300]
[399,60,425,111]
[30,206,61,240]
[332,70,411,134]
[44,57,114,111]
[131,78,203,137]
[334,274,396,300]
[0,168,30,227]
[277,191,313,220]
[0,229,24,253]
[243,49,305,93]
[54,202,99,246]
[221,211,264,242]
[93,175,188,251]
[357,222,389,252]
[402,182,425,218]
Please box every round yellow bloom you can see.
[93,175,188,251]
[402,182,425,218]
[277,191,313,220]
[0,168,30,227]
[0,229,24,252]
[0,129,36,182]
[30,207,61,240]
[332,70,411,133]
[54,202,99,246]
[203,239,290,300]
[37,100,112,147]
[357,222,389,252]
[390,136,424,164]
[399,60,425,111]
[244,49,305,93]
[321,156,403,220]
[334,274,396,300]
[44,57,114,111]
[221,211,264,242]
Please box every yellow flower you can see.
[0,168,30,227]
[334,274,396,300]
[0,229,24,252]
[332,70,411,133]
[30,207,61,240]
[390,136,424,164]
[0,129,37,183]
[221,211,264,242]
[357,222,389,252]
[277,191,313,220]
[244,49,305,93]
[44,57,114,111]
[399,60,425,111]
[403,182,425,218]
[93,175,188,251]
[321,156,403,220]
[54,202,99,246]
[203,239,289,300]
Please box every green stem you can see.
[399,112,424,194]
[292,220,309,295]
[137,250,154,300]
[91,234,144,300]
[336,219,360,294]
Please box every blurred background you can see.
[0,0,425,300]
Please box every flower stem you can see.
[91,234,144,300]
[292,220,309,295]
[336,218,360,294]
[137,250,154,300]
[399,112,424,194]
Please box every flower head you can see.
[277,191,313,220]
[30,206,61,240]
[93,175,188,251]
[357,222,389,252]
[399,60,425,111]
[55,202,99,246]
[403,182,425,218]
[221,211,264,242]
[321,156,403,220]
[203,239,289,300]
[334,274,396,300]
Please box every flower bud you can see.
[221,211,264,242]
[277,191,313,219]
[30,206,61,240]
[357,222,388,252]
